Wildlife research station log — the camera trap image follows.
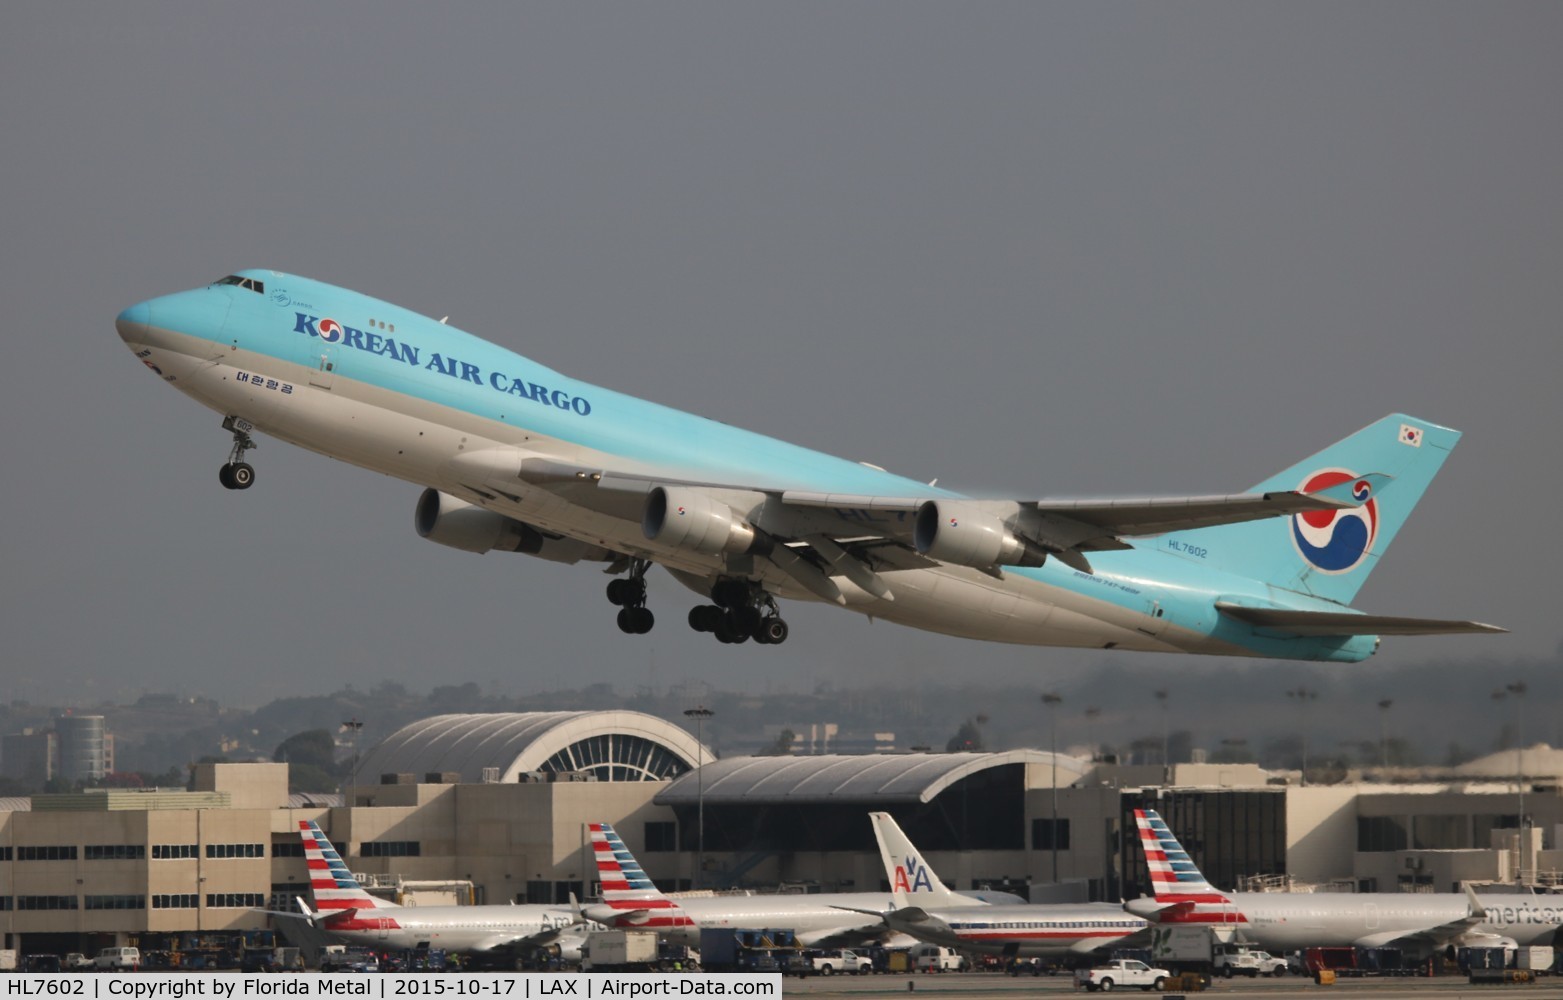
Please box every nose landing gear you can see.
[687,579,789,645]
[219,416,258,490]
[607,559,654,634]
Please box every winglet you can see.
[1464,883,1486,919]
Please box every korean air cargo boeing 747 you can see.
[117,270,1502,657]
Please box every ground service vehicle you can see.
[94,947,141,970]
[804,949,872,975]
[699,929,799,973]
[913,945,968,972]
[64,954,91,970]
[581,930,659,971]
[1075,958,1171,992]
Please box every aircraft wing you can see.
[830,904,956,942]
[493,453,1387,577]
[795,921,906,948]
[1215,603,1507,637]
[1352,886,1491,950]
[485,922,586,953]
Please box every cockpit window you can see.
[213,275,265,294]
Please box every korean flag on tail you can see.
[1398,424,1423,447]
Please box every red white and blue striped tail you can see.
[299,819,398,912]
[1134,809,1230,904]
[587,822,694,930]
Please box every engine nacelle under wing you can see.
[642,486,764,557]
[415,489,611,563]
[914,500,1047,570]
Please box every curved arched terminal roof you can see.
[654,750,1087,806]
[353,711,711,784]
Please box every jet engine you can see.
[415,489,610,563]
[914,500,1048,569]
[642,486,765,556]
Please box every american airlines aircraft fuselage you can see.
[1127,895,1563,954]
[116,271,1498,654]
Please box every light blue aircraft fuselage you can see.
[116,270,1500,659]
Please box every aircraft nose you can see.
[115,300,150,342]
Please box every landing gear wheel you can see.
[607,559,654,634]
[616,605,653,634]
[218,415,259,490]
[703,579,789,646]
[714,615,749,644]
[688,605,721,633]
[632,607,654,633]
[758,617,789,645]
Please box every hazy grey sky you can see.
[3,3,1558,712]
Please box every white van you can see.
[94,947,140,970]
[912,945,967,972]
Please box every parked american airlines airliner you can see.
[580,821,1005,947]
[1128,809,1559,955]
[291,820,588,960]
[853,812,1149,958]
[117,272,1502,654]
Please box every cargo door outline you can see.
[310,343,338,389]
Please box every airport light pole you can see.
[683,706,713,890]
[1084,706,1101,763]
[1042,692,1063,884]
[1511,682,1527,835]
[1154,689,1170,777]
[341,717,364,803]
[1377,699,1393,771]
[1286,688,1317,785]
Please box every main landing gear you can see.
[218,416,257,491]
[607,559,655,634]
[688,579,790,645]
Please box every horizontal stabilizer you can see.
[1215,602,1507,637]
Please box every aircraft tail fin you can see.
[587,822,695,931]
[1133,809,1228,903]
[868,812,970,909]
[1163,414,1459,605]
[298,819,400,912]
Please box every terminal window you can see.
[152,894,198,909]
[17,846,78,861]
[644,821,677,852]
[206,893,265,908]
[1032,818,1070,851]
[86,895,147,910]
[153,844,198,859]
[17,895,78,910]
[206,843,265,858]
[360,841,420,857]
[86,844,147,860]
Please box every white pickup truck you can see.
[1215,947,1287,977]
[1075,958,1171,992]
[802,949,873,975]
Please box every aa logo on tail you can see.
[892,855,934,894]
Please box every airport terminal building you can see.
[4,710,1562,953]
